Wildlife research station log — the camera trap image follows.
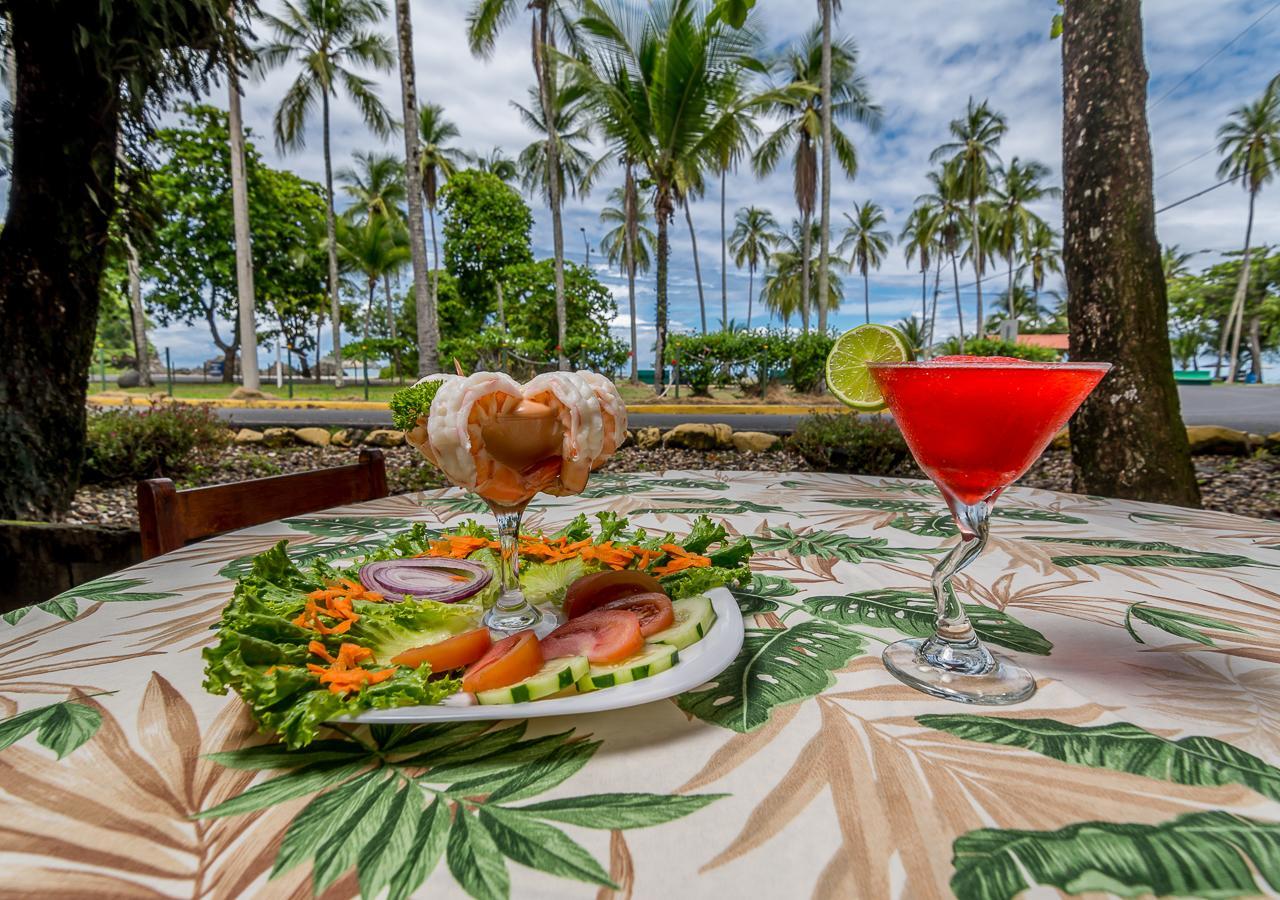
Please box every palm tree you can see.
[514,76,599,205]
[1214,79,1280,382]
[572,0,756,391]
[762,223,842,332]
[468,147,519,182]
[681,186,710,334]
[1022,220,1061,328]
[1161,243,1194,283]
[837,200,891,324]
[930,97,1007,337]
[713,74,760,331]
[226,20,259,393]
[600,185,655,383]
[989,157,1057,327]
[895,315,925,357]
[335,214,410,391]
[753,24,880,333]
[817,0,841,334]
[899,204,939,347]
[260,0,394,388]
[391,0,439,375]
[917,159,969,344]
[418,102,466,331]
[468,0,579,370]
[729,206,780,330]
[337,151,407,378]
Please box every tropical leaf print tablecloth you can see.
[3,470,1280,899]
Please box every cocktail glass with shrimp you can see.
[400,371,628,635]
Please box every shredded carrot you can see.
[308,641,336,664]
[580,541,636,570]
[652,544,712,576]
[306,641,396,695]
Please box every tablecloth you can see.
[3,470,1279,899]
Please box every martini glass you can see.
[866,358,1110,704]
[475,404,566,637]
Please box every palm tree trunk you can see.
[685,201,707,334]
[817,0,833,335]
[315,314,323,383]
[1223,191,1255,383]
[746,266,754,331]
[654,193,671,393]
[1006,259,1015,327]
[364,277,375,392]
[720,168,728,330]
[124,236,152,387]
[928,253,943,357]
[862,269,870,324]
[951,252,965,343]
[227,30,259,393]
[321,92,343,388]
[801,210,812,334]
[534,10,568,371]
[920,266,928,334]
[383,273,400,383]
[970,199,984,337]
[1248,315,1263,382]
[625,163,639,384]
[395,0,439,377]
[428,204,441,298]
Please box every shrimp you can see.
[408,370,620,507]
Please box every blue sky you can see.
[7,0,1280,366]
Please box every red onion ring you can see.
[358,558,492,603]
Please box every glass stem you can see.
[492,503,525,612]
[929,498,990,647]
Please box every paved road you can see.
[214,385,1280,434]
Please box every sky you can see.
[9,0,1280,367]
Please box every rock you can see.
[230,387,272,401]
[331,429,353,448]
[116,369,141,388]
[1185,425,1252,456]
[1266,432,1280,452]
[364,429,406,448]
[1050,428,1070,451]
[233,428,264,445]
[261,427,297,448]
[346,428,369,446]
[732,431,781,454]
[662,422,733,451]
[635,426,662,450]
[295,427,331,448]
[620,430,636,450]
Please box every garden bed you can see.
[63,440,1280,527]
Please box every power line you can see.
[1155,146,1217,182]
[1155,177,1236,213]
[1148,0,1280,110]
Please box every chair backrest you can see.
[137,448,389,560]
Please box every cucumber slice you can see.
[578,643,678,691]
[648,594,716,650]
[475,656,589,705]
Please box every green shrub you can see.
[789,413,913,476]
[789,333,835,393]
[83,403,229,484]
[937,336,1059,362]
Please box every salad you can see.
[204,513,751,748]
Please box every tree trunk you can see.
[0,8,121,519]
[496,279,505,328]
[1061,0,1200,506]
[534,10,568,370]
[394,0,439,377]
[124,236,152,387]
[383,273,399,382]
[315,314,323,383]
[227,30,259,393]
[746,266,754,330]
[685,200,707,334]
[920,265,928,334]
[801,210,812,334]
[654,188,672,393]
[625,163,639,384]
[817,0,833,335]
[720,168,728,330]
[970,199,984,337]
[951,252,965,343]
[928,253,943,357]
[863,269,870,324]
[428,203,442,306]
[1248,315,1263,383]
[363,276,375,390]
[206,290,239,384]
[321,93,343,387]
[1224,191,1255,383]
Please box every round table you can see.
[3,471,1279,899]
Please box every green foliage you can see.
[498,260,628,373]
[389,379,445,431]
[82,404,229,484]
[937,336,1059,361]
[440,169,534,322]
[788,332,835,392]
[1168,248,1280,375]
[789,412,912,475]
[0,697,104,760]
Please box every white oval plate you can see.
[343,587,743,723]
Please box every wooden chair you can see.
[137,448,389,560]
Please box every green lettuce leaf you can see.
[660,565,751,600]
[347,598,483,665]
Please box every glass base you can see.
[483,601,561,638]
[882,637,1036,705]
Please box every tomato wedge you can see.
[563,570,664,619]
[391,627,493,672]
[540,609,645,665]
[598,593,674,637]
[462,630,543,693]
